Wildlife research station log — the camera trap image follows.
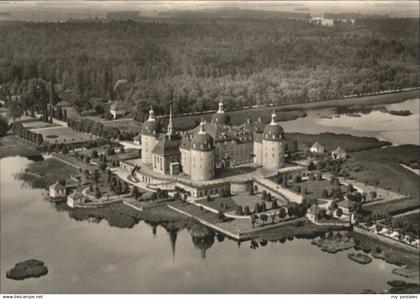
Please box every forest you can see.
[0,16,418,122]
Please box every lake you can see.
[0,156,411,293]
[281,98,420,146]
[1,97,419,293]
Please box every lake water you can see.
[0,157,410,293]
[281,98,420,146]
[1,98,419,293]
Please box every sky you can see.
[0,1,418,21]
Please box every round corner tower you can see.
[262,112,285,170]
[140,108,161,164]
[190,122,215,181]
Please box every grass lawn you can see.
[343,145,419,201]
[396,212,420,225]
[198,193,282,214]
[79,147,140,167]
[0,134,40,158]
[285,132,391,152]
[284,178,346,201]
[170,201,298,235]
[30,126,96,145]
[197,196,239,213]
[17,157,78,189]
[21,120,55,129]
[230,193,281,211]
[101,119,143,134]
[364,198,420,216]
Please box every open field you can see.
[286,132,391,152]
[17,157,78,189]
[0,134,40,159]
[21,120,55,129]
[86,116,143,134]
[30,126,96,144]
[285,178,347,201]
[78,147,140,167]
[343,145,419,203]
[364,198,420,216]
[275,89,419,112]
[394,211,420,225]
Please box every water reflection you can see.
[2,156,414,293]
[190,225,215,259]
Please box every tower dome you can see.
[141,107,161,137]
[211,101,231,126]
[192,122,214,151]
[263,112,285,141]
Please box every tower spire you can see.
[167,101,174,136]
[148,106,155,121]
[270,110,277,125]
[217,101,224,113]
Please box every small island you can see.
[6,259,48,280]
[348,253,372,265]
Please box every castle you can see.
[139,101,291,181]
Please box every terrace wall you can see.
[353,226,419,255]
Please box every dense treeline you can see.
[11,123,44,145]
[0,17,418,121]
[67,118,135,140]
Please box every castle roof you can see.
[141,108,162,137]
[152,134,181,157]
[191,122,214,151]
[263,112,284,141]
[211,102,231,126]
[50,181,66,191]
[180,121,253,150]
[241,117,265,134]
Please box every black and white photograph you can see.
[0,0,419,296]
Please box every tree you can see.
[270,212,276,224]
[173,191,180,201]
[278,207,287,219]
[251,215,258,228]
[131,186,140,199]
[123,182,129,194]
[308,161,316,171]
[262,190,267,200]
[93,169,100,185]
[8,101,23,121]
[254,203,260,213]
[218,211,225,221]
[260,214,268,225]
[150,192,157,201]
[260,202,267,212]
[271,200,279,210]
[95,186,101,199]
[91,150,99,159]
[370,191,377,200]
[235,206,243,215]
